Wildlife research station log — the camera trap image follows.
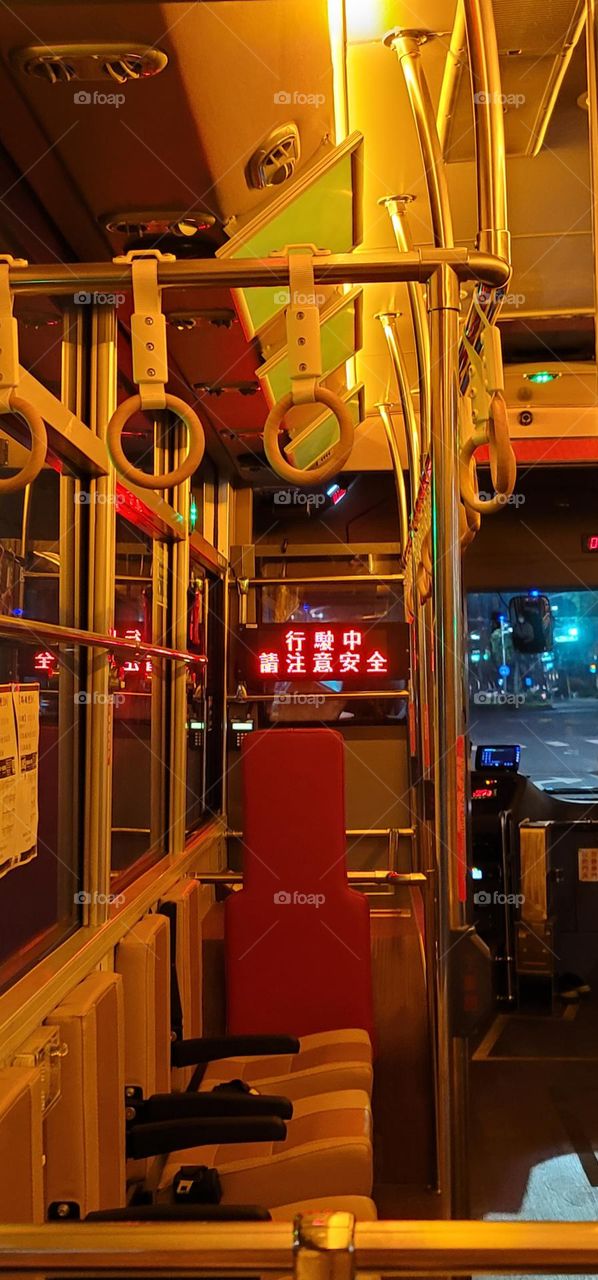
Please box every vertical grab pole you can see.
[377,403,409,555]
[383,32,456,1194]
[379,196,431,454]
[459,0,510,392]
[429,263,469,1218]
[462,0,510,265]
[169,433,191,857]
[86,305,117,924]
[384,31,455,250]
[586,0,598,389]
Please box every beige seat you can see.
[0,1066,44,1223]
[169,880,373,1100]
[44,972,126,1218]
[117,910,373,1208]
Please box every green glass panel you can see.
[264,297,358,403]
[226,153,355,334]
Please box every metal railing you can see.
[2,1218,598,1275]
[0,613,206,666]
[3,251,510,295]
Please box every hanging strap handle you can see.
[263,244,355,486]
[0,256,48,494]
[106,250,205,492]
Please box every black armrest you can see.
[86,1205,271,1221]
[171,1034,300,1068]
[126,1114,286,1159]
[138,1091,293,1122]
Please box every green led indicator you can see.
[524,370,560,385]
[190,496,198,531]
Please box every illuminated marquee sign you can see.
[244,623,409,685]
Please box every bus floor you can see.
[202,887,439,1219]
[470,996,598,1226]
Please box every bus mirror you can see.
[509,594,553,654]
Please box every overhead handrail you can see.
[106,250,205,491]
[0,256,47,495]
[0,250,511,296]
[262,245,355,485]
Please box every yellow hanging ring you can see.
[107,393,205,490]
[0,393,48,494]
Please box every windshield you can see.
[467,589,598,792]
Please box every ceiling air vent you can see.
[14,44,167,85]
[247,123,300,190]
[102,211,216,238]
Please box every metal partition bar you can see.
[0,614,205,665]
[228,690,409,702]
[242,573,404,586]
[4,1220,598,1274]
[225,829,415,840]
[199,869,422,886]
[3,251,510,295]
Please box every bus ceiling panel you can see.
[0,0,335,262]
[507,230,594,319]
[441,0,587,162]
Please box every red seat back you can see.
[225,728,374,1040]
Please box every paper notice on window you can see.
[13,685,39,859]
[0,684,39,878]
[0,688,18,874]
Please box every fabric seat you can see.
[117,912,373,1207]
[157,1090,373,1207]
[166,879,373,1100]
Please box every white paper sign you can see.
[578,848,598,882]
[0,684,39,878]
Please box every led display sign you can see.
[242,623,409,686]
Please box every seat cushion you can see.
[158,1091,373,1207]
[200,1029,373,1099]
[201,1057,373,1100]
[159,1131,373,1207]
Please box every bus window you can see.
[110,519,162,881]
[0,469,80,990]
